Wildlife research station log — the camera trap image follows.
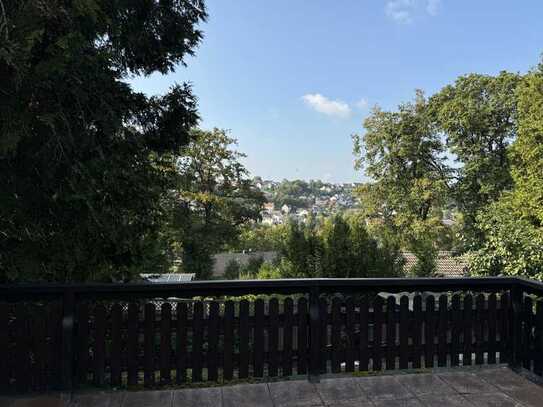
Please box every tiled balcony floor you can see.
[3,366,543,407]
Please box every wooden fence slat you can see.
[0,303,7,392]
[127,303,139,387]
[399,296,408,370]
[386,296,396,370]
[535,301,543,376]
[207,302,220,381]
[499,293,510,363]
[438,295,448,367]
[522,297,533,370]
[373,296,383,371]
[238,300,249,379]
[412,295,422,369]
[254,299,265,377]
[475,294,485,365]
[463,294,473,366]
[160,303,172,385]
[223,301,234,381]
[345,297,355,373]
[192,301,204,382]
[207,302,219,382]
[47,303,62,389]
[451,294,461,367]
[176,303,188,384]
[110,303,122,387]
[76,303,90,386]
[268,298,279,377]
[15,304,29,393]
[331,297,341,373]
[319,298,328,373]
[282,298,294,377]
[424,296,435,368]
[359,297,369,372]
[144,303,156,387]
[31,305,47,391]
[488,293,497,365]
[93,304,106,387]
[297,298,308,375]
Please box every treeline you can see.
[353,64,543,279]
[226,214,404,280]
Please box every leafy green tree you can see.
[468,65,543,279]
[429,71,520,248]
[229,223,288,252]
[242,256,265,277]
[172,128,265,279]
[322,215,353,278]
[353,91,450,272]
[0,0,207,282]
[347,213,404,278]
[223,259,241,280]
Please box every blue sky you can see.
[131,0,543,183]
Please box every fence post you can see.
[510,283,522,369]
[309,285,321,383]
[61,288,76,392]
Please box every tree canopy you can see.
[353,91,450,275]
[171,128,265,279]
[0,0,207,282]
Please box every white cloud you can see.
[385,0,415,24]
[356,98,369,110]
[302,93,352,119]
[426,0,441,15]
[385,0,441,24]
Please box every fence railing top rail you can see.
[0,276,524,301]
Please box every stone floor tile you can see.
[269,380,322,407]
[10,395,67,407]
[355,376,413,401]
[172,387,222,407]
[464,393,522,407]
[479,368,535,392]
[222,383,273,407]
[438,372,497,394]
[506,385,543,407]
[0,398,14,407]
[372,398,424,407]
[70,392,125,407]
[417,394,473,407]
[323,401,374,407]
[314,378,368,404]
[122,390,172,407]
[395,374,456,396]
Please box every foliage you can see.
[0,0,207,282]
[467,65,543,279]
[353,91,450,273]
[171,128,265,279]
[243,256,265,278]
[429,71,520,248]
[228,223,288,252]
[224,259,241,280]
[258,215,404,279]
[468,199,543,280]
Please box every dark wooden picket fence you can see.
[2,277,543,394]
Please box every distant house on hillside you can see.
[402,251,469,277]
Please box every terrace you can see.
[1,277,543,406]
